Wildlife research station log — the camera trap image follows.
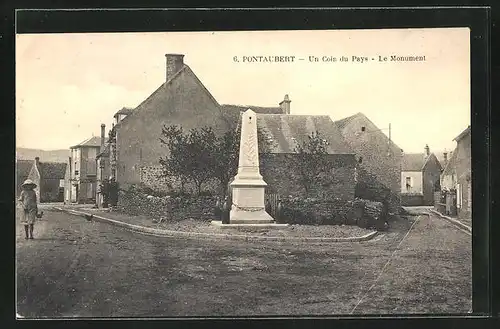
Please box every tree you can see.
[159,125,189,193]
[291,130,332,195]
[159,125,217,195]
[212,126,240,195]
[160,121,272,196]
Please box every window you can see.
[361,126,366,132]
[405,177,412,191]
[358,156,363,164]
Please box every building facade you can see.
[108,53,288,192]
[64,136,106,204]
[16,159,33,196]
[334,113,403,214]
[96,124,110,207]
[25,157,67,203]
[440,126,471,219]
[401,145,443,206]
[257,114,356,200]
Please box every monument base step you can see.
[211,221,289,230]
[229,218,275,224]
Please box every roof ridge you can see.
[222,104,280,108]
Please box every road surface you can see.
[16,208,471,317]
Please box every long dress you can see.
[19,189,37,225]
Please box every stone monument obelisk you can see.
[229,109,276,224]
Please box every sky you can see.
[16,28,470,153]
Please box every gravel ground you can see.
[76,208,374,238]
[17,209,471,317]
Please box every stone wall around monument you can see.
[259,153,356,201]
[138,165,222,196]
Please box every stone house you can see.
[108,53,287,192]
[25,157,67,202]
[440,126,471,219]
[401,145,443,206]
[257,114,356,201]
[334,113,403,214]
[64,136,107,204]
[16,159,33,196]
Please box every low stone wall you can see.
[139,165,222,195]
[117,187,217,222]
[280,197,388,230]
[401,193,424,206]
[356,167,400,215]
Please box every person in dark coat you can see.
[18,179,38,239]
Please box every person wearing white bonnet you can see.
[18,179,38,239]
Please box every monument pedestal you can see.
[211,108,289,230]
[229,178,275,224]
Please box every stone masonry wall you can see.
[117,186,217,222]
[139,165,221,196]
[356,166,401,216]
[259,153,356,201]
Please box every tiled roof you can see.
[221,104,284,115]
[442,147,458,176]
[71,136,108,149]
[97,143,110,158]
[334,112,403,155]
[220,104,285,130]
[453,125,471,142]
[114,107,135,117]
[16,159,33,178]
[333,112,362,130]
[117,65,189,127]
[256,114,353,154]
[39,162,67,179]
[402,153,428,171]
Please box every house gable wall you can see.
[422,154,442,205]
[401,171,423,194]
[336,114,402,212]
[27,161,41,202]
[116,68,230,188]
[455,132,471,218]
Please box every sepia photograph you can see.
[16,27,472,318]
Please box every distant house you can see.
[65,136,107,204]
[16,159,33,196]
[25,157,67,202]
[257,114,356,200]
[334,113,403,214]
[401,145,443,206]
[108,53,287,192]
[441,126,471,219]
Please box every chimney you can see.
[35,157,40,168]
[279,94,291,114]
[424,144,430,156]
[165,54,185,82]
[100,124,106,151]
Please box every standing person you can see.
[18,179,38,240]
